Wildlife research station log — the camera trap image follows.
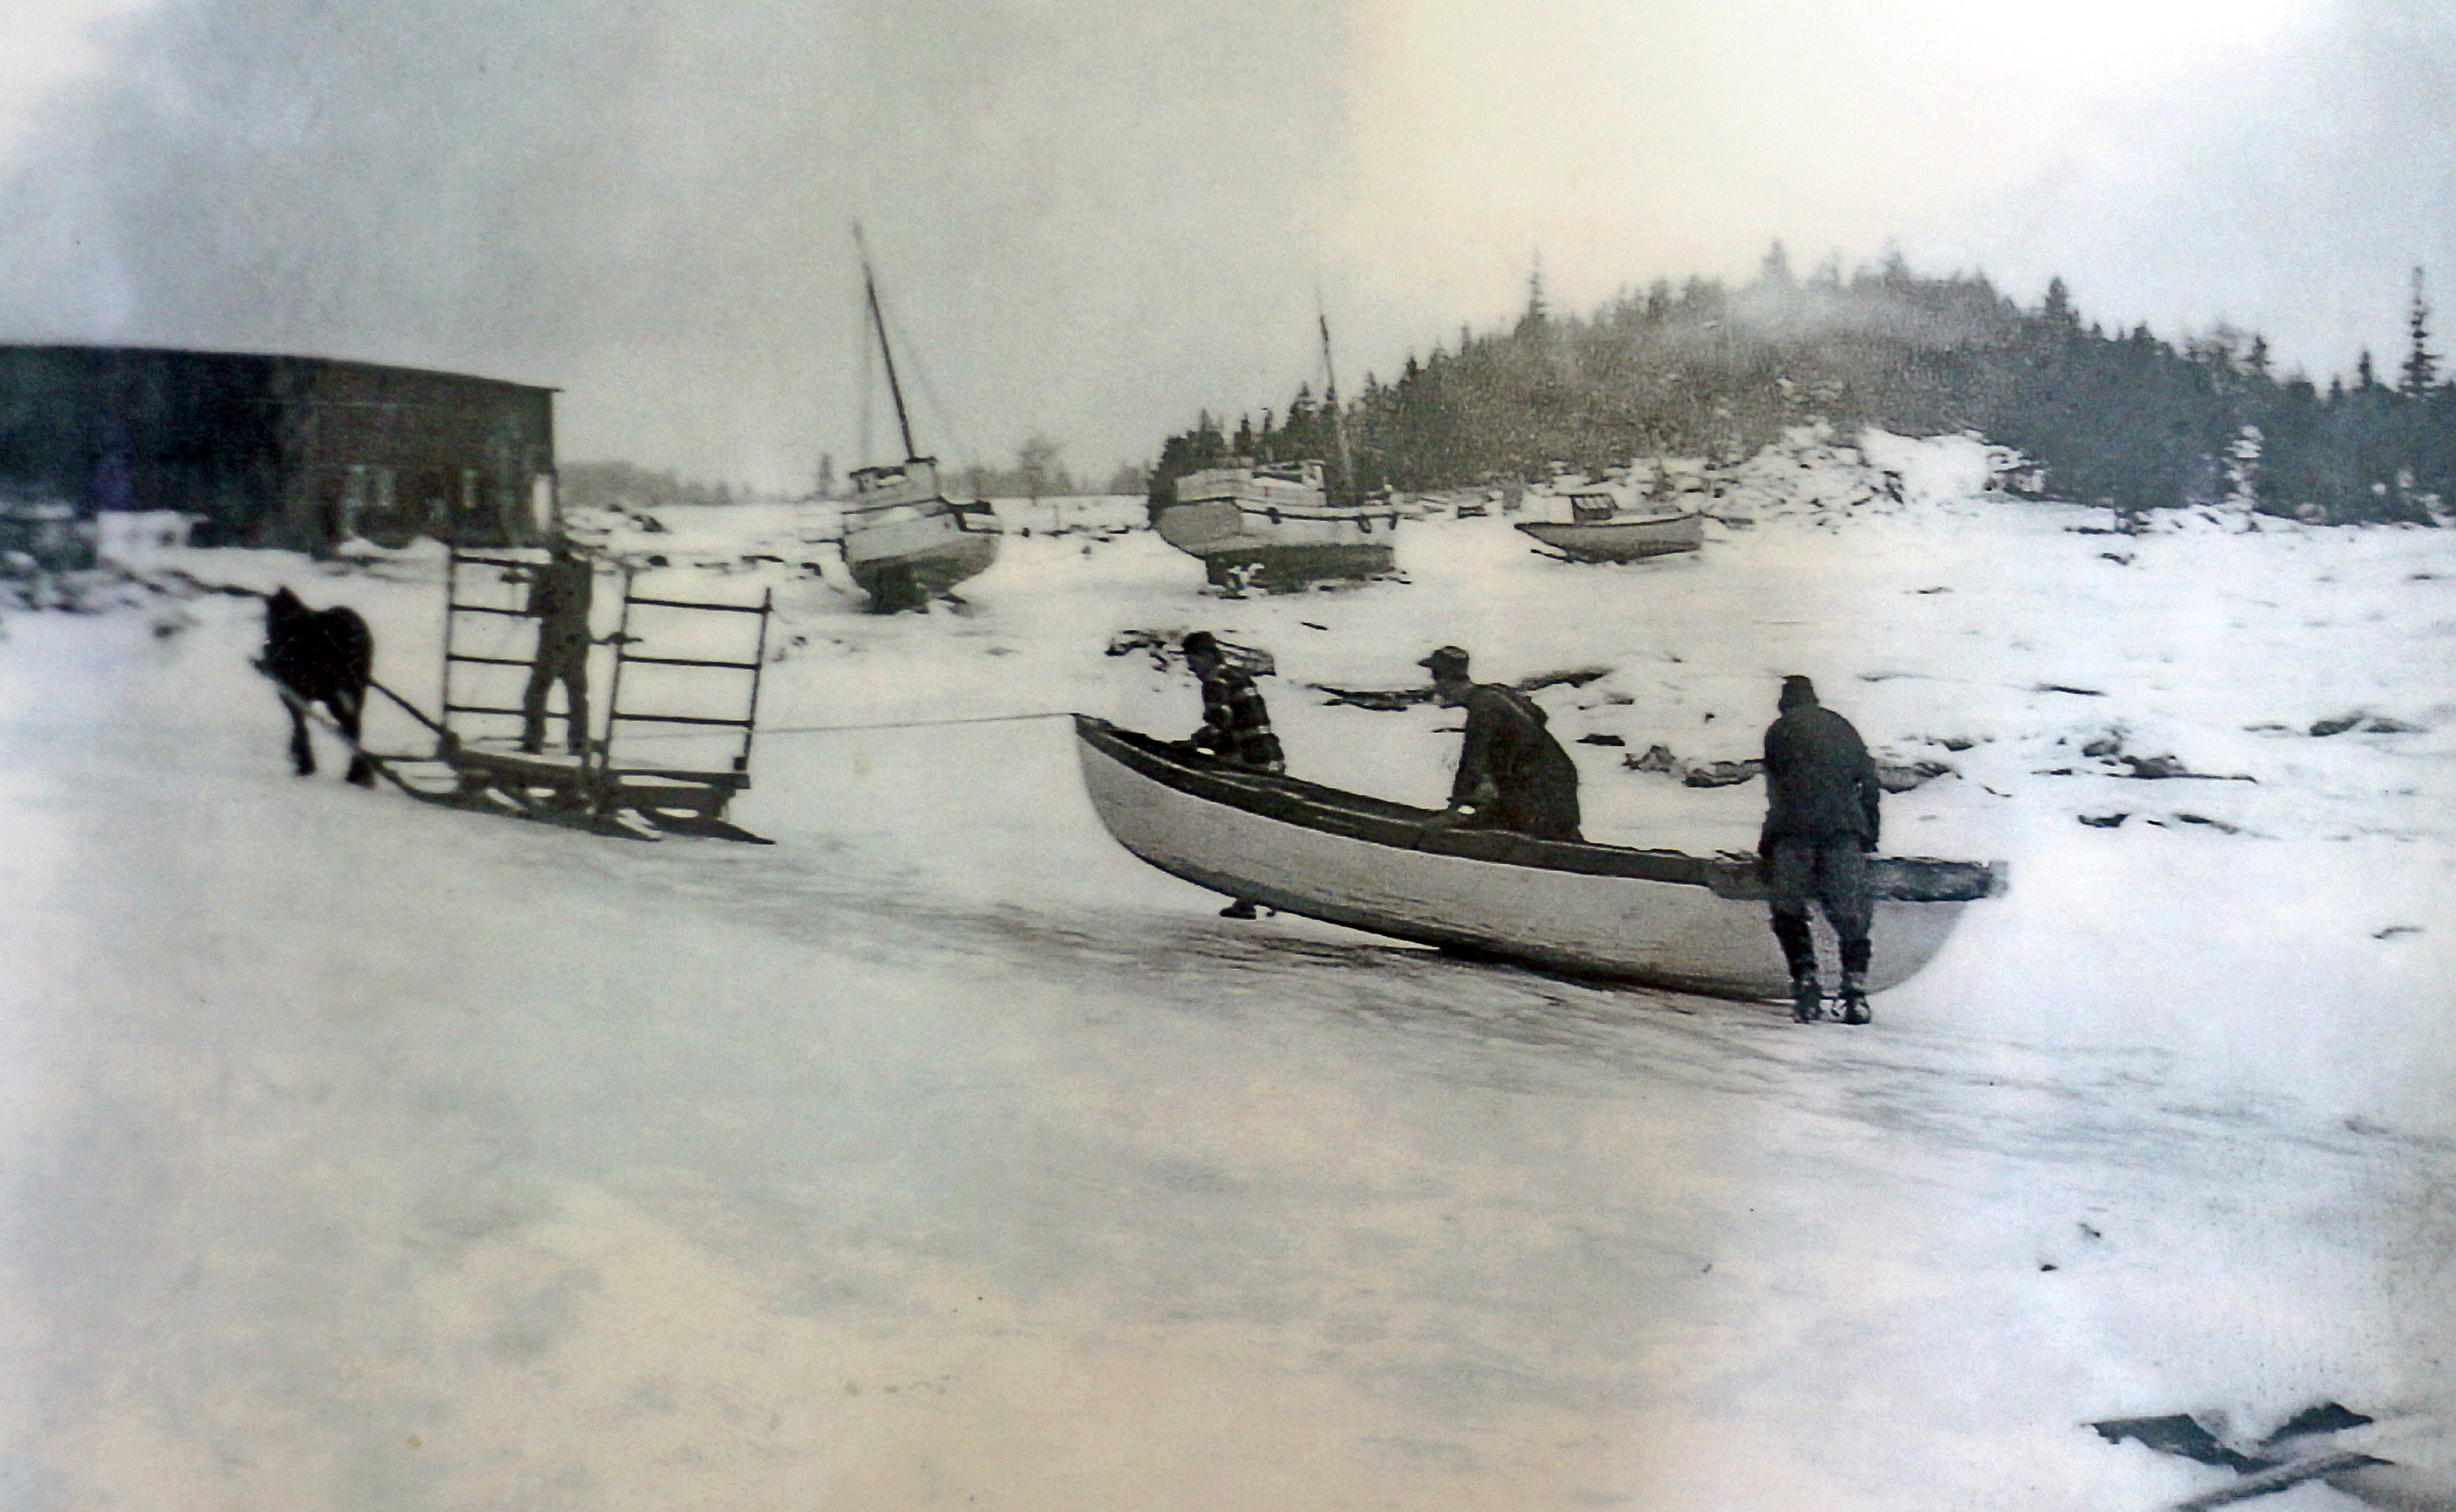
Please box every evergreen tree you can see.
[2402,267,2439,397]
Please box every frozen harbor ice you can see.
[3,444,2452,1509]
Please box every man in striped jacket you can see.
[1184,630,1284,921]
[1183,631,1285,774]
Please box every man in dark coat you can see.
[1421,646,1582,842]
[1760,674,1882,1024]
[520,539,597,756]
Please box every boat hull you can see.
[843,506,1000,611]
[1155,500,1399,589]
[1074,717,2000,1000]
[1517,513,1704,562]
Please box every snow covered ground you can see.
[2,436,2452,1510]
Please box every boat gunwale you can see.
[1074,716,2002,903]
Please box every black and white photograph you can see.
[1,1,2450,1507]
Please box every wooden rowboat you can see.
[1075,716,2004,1000]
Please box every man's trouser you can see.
[521,635,590,754]
[1765,837,1871,981]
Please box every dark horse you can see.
[261,586,376,787]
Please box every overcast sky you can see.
[0,0,2447,489]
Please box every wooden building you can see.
[0,345,557,550]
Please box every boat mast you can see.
[855,225,920,462]
[1319,310,1357,496]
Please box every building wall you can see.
[0,346,557,550]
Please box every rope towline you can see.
[618,709,1079,741]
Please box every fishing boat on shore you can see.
[1074,716,2004,1000]
[1156,459,1402,591]
[1152,316,1399,592]
[836,232,1001,613]
[1516,488,1704,563]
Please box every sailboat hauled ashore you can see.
[836,231,1001,613]
[1154,316,1400,593]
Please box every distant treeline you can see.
[956,437,1146,501]
[1152,250,2454,523]
[561,461,746,512]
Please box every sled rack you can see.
[396,547,777,842]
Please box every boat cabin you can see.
[847,456,945,515]
[1175,458,1329,512]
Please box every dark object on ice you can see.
[1577,733,1626,746]
[1313,664,1609,711]
[1683,759,1762,788]
[2172,813,2242,833]
[1624,744,1681,773]
[2374,924,2422,938]
[2036,683,2107,697]
[2090,1403,2392,1512]
[2093,1414,2267,1472]
[1421,645,1583,842]
[1760,676,1880,1016]
[2313,711,2427,736]
[260,585,376,787]
[2116,754,2255,782]
[2123,753,2194,779]
[1876,760,1954,793]
[2078,812,2130,828]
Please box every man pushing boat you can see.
[1419,645,1583,843]
[1759,675,1882,1025]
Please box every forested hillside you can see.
[1153,253,2454,523]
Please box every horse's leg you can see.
[337,686,376,787]
[286,692,316,775]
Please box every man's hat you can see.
[1182,630,1220,657]
[1418,645,1471,678]
[1778,674,1819,708]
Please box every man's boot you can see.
[1838,938,1872,1025]
[1791,973,1823,1024]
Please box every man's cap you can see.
[1778,674,1819,708]
[1418,645,1471,677]
[1182,631,1220,657]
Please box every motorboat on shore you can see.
[1155,458,1401,591]
[835,231,1001,612]
[1152,315,1399,593]
[1516,488,1704,563]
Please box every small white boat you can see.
[1075,716,2004,1000]
[1156,458,1401,590]
[1516,490,1703,562]
[836,231,1002,612]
